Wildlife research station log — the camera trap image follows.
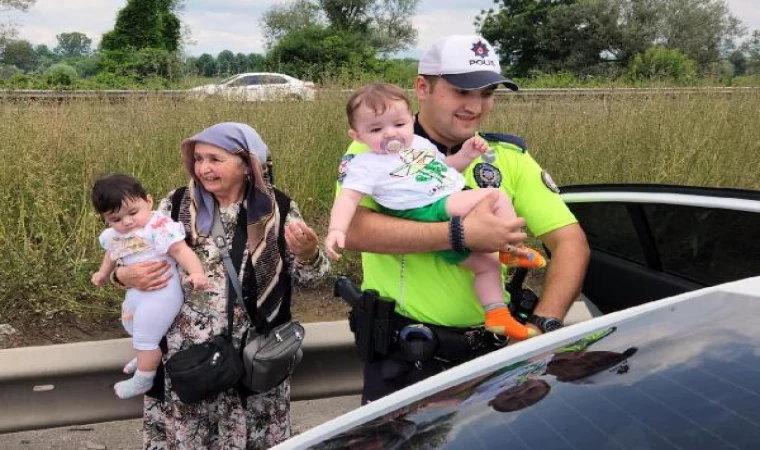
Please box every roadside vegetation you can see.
[1,0,759,328]
[0,90,758,323]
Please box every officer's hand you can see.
[526,323,543,337]
[463,191,527,252]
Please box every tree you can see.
[100,0,181,52]
[1,0,36,48]
[99,0,182,79]
[216,50,235,76]
[233,52,247,73]
[194,53,215,77]
[365,0,418,54]
[34,43,58,69]
[247,53,266,72]
[477,0,744,76]
[54,32,92,58]
[657,0,743,69]
[261,0,322,49]
[476,0,574,76]
[261,0,418,54]
[1,39,38,72]
[533,0,626,75]
[266,25,378,81]
[741,30,760,75]
[728,49,746,76]
[0,0,35,11]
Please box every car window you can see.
[244,75,263,86]
[228,76,250,87]
[265,75,288,84]
[568,202,646,264]
[643,204,760,285]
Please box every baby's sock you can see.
[484,304,537,341]
[122,357,138,375]
[114,370,156,399]
[499,247,547,269]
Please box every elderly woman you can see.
[113,122,329,449]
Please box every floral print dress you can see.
[142,192,329,450]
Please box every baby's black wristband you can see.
[449,216,466,252]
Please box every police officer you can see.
[338,34,590,404]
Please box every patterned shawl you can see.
[180,122,283,317]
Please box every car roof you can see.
[276,276,760,449]
[228,72,295,78]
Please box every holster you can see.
[335,277,394,362]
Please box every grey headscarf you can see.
[180,122,275,252]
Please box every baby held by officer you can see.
[326,82,545,341]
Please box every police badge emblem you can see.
[337,154,355,184]
[541,170,560,193]
[473,162,502,188]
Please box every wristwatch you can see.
[527,315,564,333]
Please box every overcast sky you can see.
[7,0,760,58]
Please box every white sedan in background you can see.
[190,72,316,101]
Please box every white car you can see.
[190,72,316,101]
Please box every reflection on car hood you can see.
[275,277,760,450]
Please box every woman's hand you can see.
[116,261,172,290]
[285,221,319,264]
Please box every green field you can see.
[1,90,758,321]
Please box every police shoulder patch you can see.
[541,170,560,193]
[473,162,503,188]
[337,154,355,184]
[480,132,527,153]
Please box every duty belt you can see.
[390,311,508,364]
[334,277,507,364]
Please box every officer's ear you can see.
[415,75,432,101]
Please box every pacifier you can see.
[482,146,497,164]
[381,137,405,153]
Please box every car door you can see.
[223,75,256,101]
[560,184,760,314]
[262,74,292,100]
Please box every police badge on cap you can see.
[541,170,560,193]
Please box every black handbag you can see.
[209,208,305,393]
[164,208,245,404]
[165,334,244,403]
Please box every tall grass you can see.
[0,91,758,322]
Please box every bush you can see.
[0,64,22,80]
[731,74,760,87]
[627,47,697,84]
[99,48,182,83]
[44,63,79,87]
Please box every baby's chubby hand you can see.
[91,271,109,287]
[325,229,346,261]
[461,135,489,159]
[184,272,209,290]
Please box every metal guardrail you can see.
[1,86,758,101]
[0,321,362,434]
[0,89,191,99]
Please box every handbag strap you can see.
[211,206,246,339]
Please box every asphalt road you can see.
[0,395,361,450]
